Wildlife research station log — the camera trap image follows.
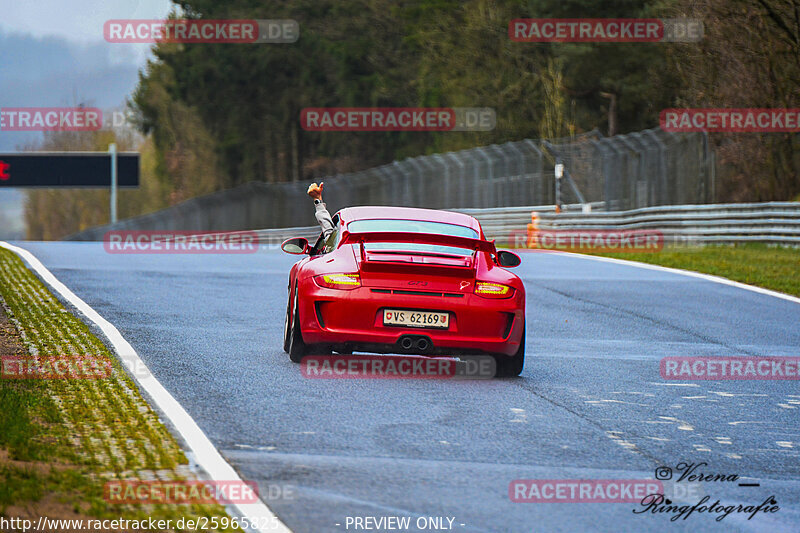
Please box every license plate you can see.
[383,309,449,329]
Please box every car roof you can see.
[337,206,481,232]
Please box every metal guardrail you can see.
[260,202,800,248]
[252,226,320,247]
[82,202,800,249]
[242,203,601,247]
[472,202,800,246]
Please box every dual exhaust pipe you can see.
[399,335,431,353]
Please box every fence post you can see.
[616,135,643,209]
[475,147,493,208]
[109,143,118,224]
[701,131,711,203]
[468,150,481,208]
[490,144,511,207]
[431,154,449,209]
[418,156,439,208]
[393,161,412,206]
[375,165,392,205]
[504,142,525,206]
[446,152,466,208]
[406,157,425,207]
[523,140,545,204]
[643,128,668,207]
[554,160,564,211]
[710,150,716,203]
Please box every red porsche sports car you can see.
[280,206,526,376]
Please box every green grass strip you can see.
[0,247,240,530]
[590,243,800,298]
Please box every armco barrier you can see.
[518,202,800,246]
[74,201,800,249]
[263,202,800,248]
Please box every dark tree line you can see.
[26,0,800,238]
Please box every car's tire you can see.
[282,294,291,354]
[288,290,307,363]
[493,321,525,377]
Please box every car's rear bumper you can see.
[297,280,525,356]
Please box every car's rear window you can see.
[347,219,479,256]
[348,219,478,238]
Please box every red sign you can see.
[0,160,9,180]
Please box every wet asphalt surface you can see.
[13,241,800,533]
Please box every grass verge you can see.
[0,247,240,531]
[588,243,800,298]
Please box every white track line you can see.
[0,241,291,533]
[547,250,800,305]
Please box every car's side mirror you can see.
[281,237,309,255]
[496,250,521,268]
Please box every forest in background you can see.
[25,0,800,239]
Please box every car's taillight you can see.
[314,273,361,290]
[474,281,514,299]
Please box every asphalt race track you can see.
[12,241,800,533]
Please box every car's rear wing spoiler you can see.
[341,231,496,260]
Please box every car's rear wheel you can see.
[493,321,525,377]
[288,290,307,363]
[282,295,291,354]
